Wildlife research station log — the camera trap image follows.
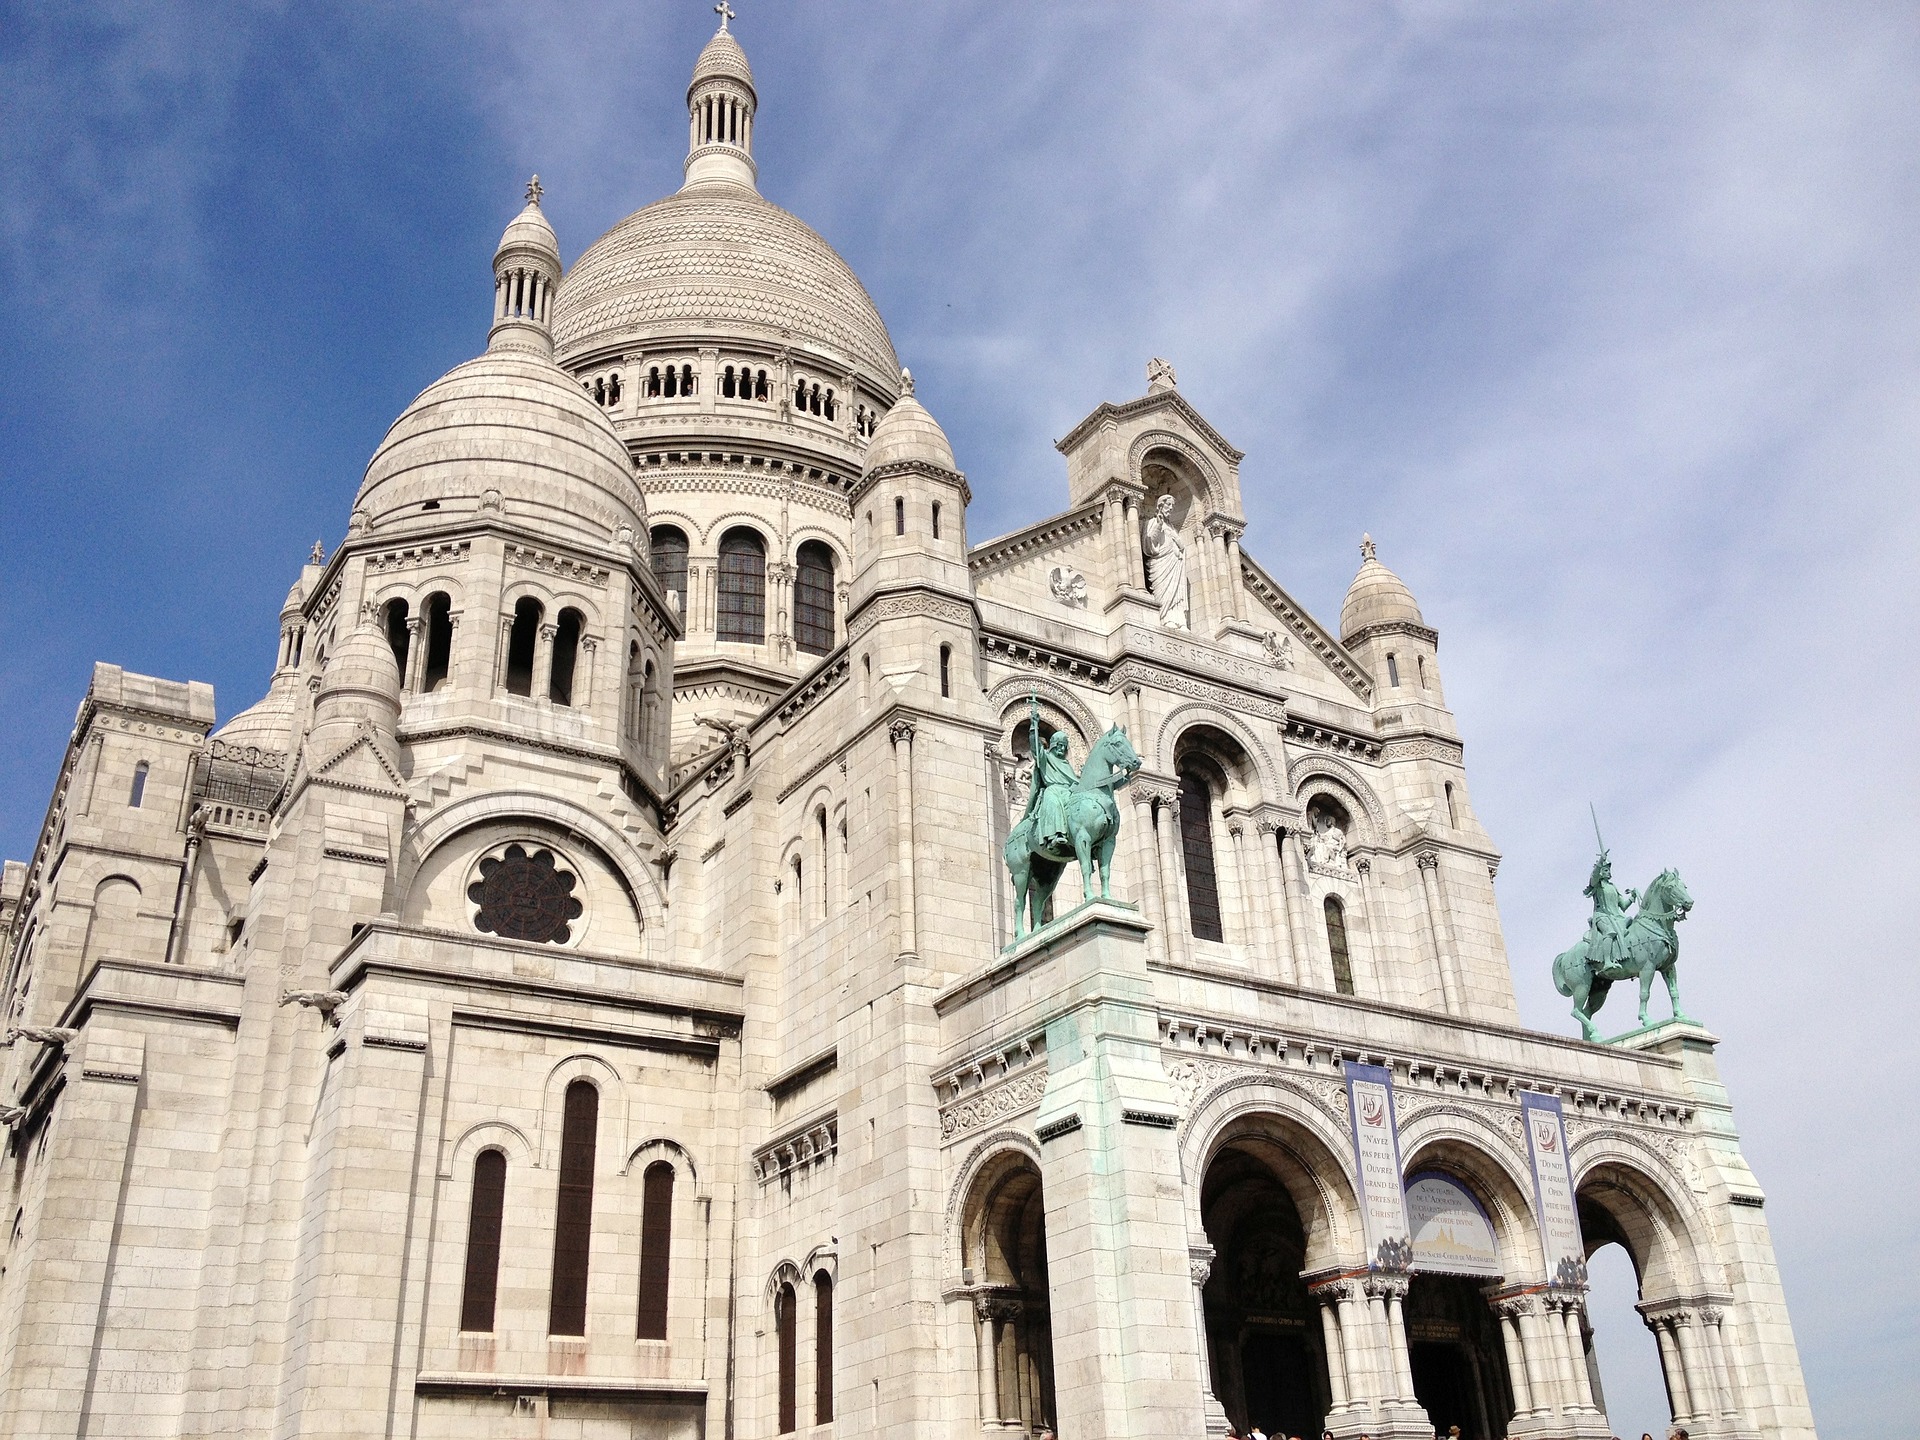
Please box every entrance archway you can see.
[1403,1273,1513,1440]
[1200,1145,1331,1437]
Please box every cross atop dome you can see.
[714,1,734,33]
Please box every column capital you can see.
[1187,1245,1216,1286]
[1364,1270,1412,1302]
[888,718,915,747]
[1415,849,1441,870]
[538,623,559,642]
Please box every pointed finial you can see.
[1360,533,1377,562]
[714,0,734,32]
[900,366,914,396]
[525,174,544,206]
[309,539,325,565]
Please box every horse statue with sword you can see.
[1003,694,1142,942]
[1552,808,1696,1042]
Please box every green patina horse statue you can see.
[1003,723,1142,942]
[1553,867,1694,1042]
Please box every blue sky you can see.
[4,3,1916,1433]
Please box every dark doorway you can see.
[1404,1274,1512,1440]
[1200,1146,1331,1437]
[1240,1329,1320,1440]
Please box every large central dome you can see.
[551,187,898,382]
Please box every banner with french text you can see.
[1343,1061,1410,1266]
[1520,1091,1585,1280]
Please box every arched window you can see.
[648,366,662,397]
[423,593,453,691]
[823,386,836,421]
[1325,895,1355,995]
[716,528,767,644]
[549,607,584,706]
[1445,782,1458,827]
[460,1149,507,1332]
[128,761,149,808]
[755,369,769,400]
[790,855,803,923]
[607,372,622,405]
[814,1271,834,1424]
[1417,653,1427,687]
[809,383,822,415]
[384,597,411,678]
[794,376,807,408]
[1178,767,1224,942]
[775,1281,798,1434]
[723,365,737,398]
[793,541,836,656]
[548,1079,599,1335]
[637,1161,674,1340]
[939,644,951,698]
[681,363,695,396]
[505,597,542,696]
[1386,653,1400,687]
[593,376,606,404]
[931,501,942,540]
[894,496,905,535]
[650,526,689,617]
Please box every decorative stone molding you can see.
[504,544,611,587]
[939,1068,1049,1141]
[752,1114,838,1185]
[888,718,915,747]
[968,503,1105,578]
[367,541,472,574]
[979,632,1112,687]
[849,589,975,642]
[1378,735,1465,765]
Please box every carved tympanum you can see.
[468,844,583,944]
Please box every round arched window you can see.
[467,843,584,944]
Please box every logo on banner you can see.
[1531,1114,1559,1154]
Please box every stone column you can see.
[533,622,558,701]
[1189,1246,1231,1436]
[496,615,515,692]
[1256,822,1296,983]
[1648,1314,1695,1423]
[402,616,426,692]
[1281,828,1326,989]
[1415,851,1462,1013]
[890,719,918,960]
[974,1296,999,1424]
[1150,794,1187,966]
[1232,817,1278,962]
[1701,1306,1743,1425]
[1553,1293,1598,1411]
[1672,1311,1712,1425]
[1369,1271,1418,1404]
[578,635,600,714]
[1492,1296,1535,1417]
[1104,486,1128,593]
[1220,812,1249,946]
[1124,497,1147,590]
[1307,1276,1357,1414]
[1515,1297,1561,1423]
[1223,528,1245,621]
[1132,789,1169,965]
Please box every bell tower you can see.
[684,4,758,192]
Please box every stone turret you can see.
[488,176,560,358]
[684,10,757,192]
[1341,533,1442,703]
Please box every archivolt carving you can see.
[1287,753,1387,841]
[1128,428,1225,511]
[697,511,775,548]
[986,673,1105,748]
[943,1129,1045,1280]
[940,1069,1049,1141]
[1155,701,1282,799]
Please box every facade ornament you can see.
[4,1025,77,1051]
[1302,807,1350,876]
[1550,822,1695,1041]
[1047,566,1088,608]
[1187,1245,1215,1287]
[278,990,347,1024]
[308,539,325,565]
[525,174,544,205]
[1146,356,1177,391]
[347,507,370,536]
[899,366,914,396]
[1360,532,1377,563]
[713,0,734,33]
[1260,629,1295,670]
[888,718,915,747]
[1415,849,1440,871]
[479,488,504,515]
[1002,694,1140,941]
[1143,493,1190,631]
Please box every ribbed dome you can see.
[691,30,754,91]
[496,198,558,261]
[552,188,899,383]
[865,384,956,473]
[214,670,301,752]
[1340,535,1426,641]
[355,350,642,545]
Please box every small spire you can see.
[309,539,325,564]
[525,174,544,206]
[714,0,734,32]
[900,366,915,397]
[1360,533,1377,563]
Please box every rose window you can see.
[467,844,584,944]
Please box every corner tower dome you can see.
[1339,533,1426,642]
[864,370,957,474]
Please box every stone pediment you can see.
[307,724,409,798]
[1055,390,1243,467]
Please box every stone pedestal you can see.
[1026,903,1208,1440]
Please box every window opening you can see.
[548,1080,599,1335]
[1326,896,1355,995]
[1178,768,1224,942]
[460,1150,507,1332]
[423,593,453,691]
[794,541,836,656]
[814,1272,835,1424]
[650,526,689,617]
[939,644,951,698]
[716,528,767,644]
[128,761,149,808]
[931,502,941,540]
[637,1161,674,1340]
[505,597,542,696]
[1386,653,1400,687]
[385,598,411,678]
[549,608,583,706]
[1445,782,1458,828]
[776,1282,798,1433]
[894,497,905,535]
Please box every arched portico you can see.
[955,1143,1057,1433]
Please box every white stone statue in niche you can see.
[1303,807,1350,874]
[1143,494,1190,631]
[1048,566,1088,608]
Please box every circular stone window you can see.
[467,843,584,945]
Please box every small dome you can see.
[355,350,641,546]
[1340,534,1425,641]
[318,623,402,706]
[496,199,558,264]
[864,374,956,473]
[279,579,305,618]
[690,30,754,93]
[214,670,301,752]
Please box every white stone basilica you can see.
[0,21,1816,1440]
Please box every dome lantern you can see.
[684,5,758,192]
[489,176,561,358]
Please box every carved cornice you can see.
[968,502,1105,578]
[504,544,610,587]
[979,632,1112,687]
[1237,554,1372,700]
[1111,656,1286,725]
[751,1112,838,1185]
[1283,716,1380,761]
[847,587,977,644]
[366,540,471,574]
